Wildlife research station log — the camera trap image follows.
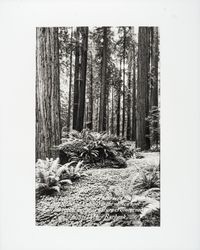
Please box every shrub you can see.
[54,139,87,165]
[54,131,128,168]
[80,143,99,163]
[113,156,127,168]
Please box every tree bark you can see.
[131,30,136,141]
[73,27,80,130]
[76,27,88,132]
[111,84,114,134]
[87,52,93,130]
[122,27,126,137]
[36,27,61,160]
[150,27,159,145]
[150,27,159,109]
[67,27,73,132]
[73,27,88,132]
[99,27,108,132]
[127,27,132,140]
[136,27,151,150]
[116,59,122,136]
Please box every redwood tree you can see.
[122,27,126,137]
[73,27,88,131]
[36,27,61,160]
[126,27,132,140]
[149,27,159,146]
[73,27,80,130]
[99,27,108,132]
[136,27,150,150]
[116,59,122,136]
[131,29,136,141]
[87,51,93,129]
[67,27,73,132]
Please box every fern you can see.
[56,160,85,182]
[35,159,85,198]
[80,143,99,163]
[49,157,60,173]
[56,161,76,179]
[131,195,159,216]
[131,169,160,194]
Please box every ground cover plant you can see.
[35,133,160,226]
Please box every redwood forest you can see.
[35,26,160,226]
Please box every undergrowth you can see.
[35,158,86,198]
[101,165,160,226]
[53,130,132,168]
[36,130,160,226]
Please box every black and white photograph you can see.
[35,26,160,226]
[1,0,200,248]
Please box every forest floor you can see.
[36,152,159,226]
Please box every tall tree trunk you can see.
[127,27,132,140]
[111,84,114,134]
[73,27,80,130]
[76,27,88,131]
[136,27,150,150]
[99,27,108,132]
[150,27,159,146]
[116,59,122,136]
[96,97,100,131]
[67,27,73,132]
[131,33,136,141]
[36,27,61,160]
[87,52,93,130]
[73,27,88,132]
[122,27,126,137]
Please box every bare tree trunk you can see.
[36,27,61,160]
[150,27,159,146]
[127,27,132,140]
[111,85,114,134]
[116,59,122,136]
[99,27,108,132]
[67,27,73,132]
[132,31,136,141]
[73,27,80,130]
[76,27,88,132]
[150,27,159,108]
[122,27,126,137]
[136,27,150,150]
[87,52,93,130]
[73,27,88,132]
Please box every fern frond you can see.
[46,175,58,187]
[49,185,60,194]
[140,201,159,219]
[130,195,160,219]
[59,179,73,185]
[37,170,48,183]
[142,187,160,196]
[36,159,48,170]
[74,160,83,174]
[49,157,60,173]
[56,161,76,178]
